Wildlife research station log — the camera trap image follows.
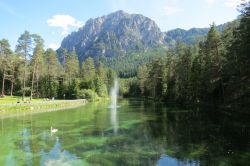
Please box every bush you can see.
[77,89,98,101]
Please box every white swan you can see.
[51,126,58,133]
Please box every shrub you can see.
[77,89,98,101]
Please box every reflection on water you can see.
[40,137,82,166]
[23,128,32,166]
[110,107,118,135]
[0,99,249,166]
[5,151,16,166]
[157,155,198,166]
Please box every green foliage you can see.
[15,31,33,99]
[67,78,80,99]
[106,68,117,91]
[30,34,45,99]
[174,43,193,103]
[222,2,250,109]
[119,77,138,97]
[77,89,98,101]
[137,64,149,95]
[0,39,14,96]
[57,81,67,99]
[100,47,166,78]
[95,77,108,97]
[65,49,79,80]
[82,57,95,82]
[133,4,250,110]
[96,62,107,84]
[39,77,59,98]
[166,23,227,45]
[48,80,58,98]
[45,48,61,78]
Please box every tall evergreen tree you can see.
[175,44,192,103]
[224,2,250,108]
[82,57,96,89]
[43,48,61,98]
[96,62,107,84]
[0,39,13,96]
[15,31,33,100]
[65,49,79,81]
[8,53,21,96]
[197,24,225,104]
[137,64,148,95]
[30,34,44,99]
[146,58,165,98]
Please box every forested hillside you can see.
[131,3,249,111]
[165,23,228,45]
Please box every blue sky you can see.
[0,0,242,50]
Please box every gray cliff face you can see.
[58,10,228,62]
[58,10,165,61]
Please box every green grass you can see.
[0,96,44,104]
[0,96,87,116]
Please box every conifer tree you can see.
[15,31,33,100]
[0,39,13,96]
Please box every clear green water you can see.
[0,99,249,166]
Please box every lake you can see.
[0,99,249,166]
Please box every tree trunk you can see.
[10,63,16,97]
[36,64,39,97]
[30,64,36,100]
[22,68,26,100]
[1,68,6,96]
[36,74,39,97]
[10,80,14,96]
[22,46,28,101]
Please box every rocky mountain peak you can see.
[58,10,165,62]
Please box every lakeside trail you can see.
[0,99,87,118]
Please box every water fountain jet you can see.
[110,79,118,108]
[110,79,119,134]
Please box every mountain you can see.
[57,10,229,77]
[58,10,165,62]
[164,23,227,45]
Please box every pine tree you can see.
[65,49,79,81]
[15,31,33,100]
[146,58,165,98]
[82,57,96,89]
[0,39,13,96]
[95,76,108,97]
[175,44,192,103]
[106,68,117,92]
[137,64,148,95]
[224,2,250,108]
[6,53,20,96]
[30,34,44,99]
[44,48,61,98]
[197,24,225,104]
[96,62,107,84]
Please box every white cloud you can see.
[49,43,60,50]
[224,0,242,8]
[163,5,182,16]
[47,15,83,35]
[206,0,217,5]
[205,0,244,8]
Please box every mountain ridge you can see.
[58,10,165,62]
[58,10,229,63]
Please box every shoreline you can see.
[0,99,87,119]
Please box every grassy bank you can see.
[0,96,87,116]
